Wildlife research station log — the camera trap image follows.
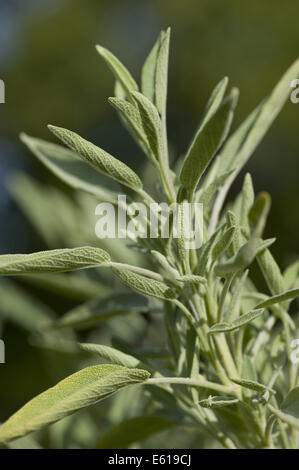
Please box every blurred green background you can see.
[0,0,298,446]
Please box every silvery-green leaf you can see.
[108,97,151,157]
[154,28,170,116]
[79,343,141,368]
[248,192,271,238]
[206,59,299,214]
[226,211,244,255]
[53,293,151,330]
[212,226,236,262]
[112,267,175,300]
[0,365,150,444]
[130,91,162,160]
[226,270,248,322]
[97,415,177,449]
[209,308,264,334]
[254,288,299,309]
[215,236,261,276]
[141,32,163,103]
[96,45,138,95]
[48,126,142,191]
[199,396,239,408]
[230,378,275,394]
[240,173,255,228]
[20,134,118,203]
[180,89,238,192]
[196,76,229,132]
[0,247,111,276]
[257,249,285,296]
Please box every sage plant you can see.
[0,29,299,449]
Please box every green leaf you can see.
[197,76,229,132]
[141,32,163,103]
[248,192,271,238]
[199,396,239,408]
[53,293,151,330]
[212,226,236,262]
[48,126,142,191]
[240,173,255,228]
[0,247,111,276]
[112,267,175,300]
[0,365,150,444]
[215,236,261,276]
[20,134,118,203]
[155,27,171,116]
[180,89,238,192]
[230,378,275,394]
[96,45,138,96]
[257,249,285,296]
[130,91,162,160]
[79,343,141,368]
[209,308,265,334]
[108,97,151,157]
[254,288,299,309]
[97,415,177,449]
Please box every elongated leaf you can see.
[255,288,299,309]
[197,76,229,133]
[231,378,275,394]
[257,249,285,296]
[209,308,264,334]
[97,415,177,449]
[155,28,170,116]
[199,396,238,408]
[53,293,151,330]
[0,247,111,276]
[79,343,140,368]
[0,365,150,444]
[240,173,255,228]
[215,235,261,276]
[112,267,175,300]
[141,32,163,103]
[180,89,238,192]
[212,226,236,262]
[96,46,138,95]
[48,126,142,191]
[108,97,151,156]
[249,192,271,238]
[20,134,118,203]
[131,91,162,160]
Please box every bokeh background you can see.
[0,0,298,446]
